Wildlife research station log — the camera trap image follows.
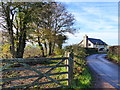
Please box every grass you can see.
[111,55,119,62]
[71,67,92,88]
[64,44,93,88]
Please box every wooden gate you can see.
[0,53,73,89]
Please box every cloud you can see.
[82,7,101,16]
[63,2,118,46]
[68,3,118,33]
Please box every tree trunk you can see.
[16,31,26,58]
[51,42,55,54]
[48,42,52,56]
[9,30,16,58]
[8,17,16,58]
[58,44,62,49]
[38,37,45,57]
[43,41,47,56]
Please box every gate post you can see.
[68,51,74,87]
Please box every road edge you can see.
[86,54,116,89]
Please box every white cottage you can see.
[79,35,108,51]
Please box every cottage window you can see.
[88,44,91,46]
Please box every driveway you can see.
[86,54,120,89]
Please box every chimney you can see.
[83,35,88,48]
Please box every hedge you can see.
[108,45,120,61]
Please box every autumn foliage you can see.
[109,46,120,56]
[108,45,120,62]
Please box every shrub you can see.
[64,44,92,88]
[84,48,98,55]
[108,45,120,62]
[64,44,87,58]
[0,43,12,59]
[54,48,64,56]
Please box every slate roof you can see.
[88,38,107,45]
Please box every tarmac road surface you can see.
[86,54,120,89]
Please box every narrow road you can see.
[86,54,120,89]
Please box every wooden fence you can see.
[0,52,74,89]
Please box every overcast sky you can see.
[61,1,118,46]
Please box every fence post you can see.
[64,51,68,66]
[68,51,74,87]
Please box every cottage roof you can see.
[88,38,107,45]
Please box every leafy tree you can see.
[0,1,76,58]
[0,2,43,58]
[55,34,68,49]
[32,2,76,56]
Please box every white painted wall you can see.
[79,38,107,51]
[88,40,94,48]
